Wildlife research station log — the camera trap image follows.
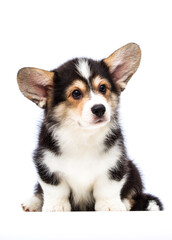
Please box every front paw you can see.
[95,199,127,211]
[22,196,43,212]
[42,199,71,212]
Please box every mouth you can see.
[77,117,108,129]
[92,116,108,125]
[94,118,105,124]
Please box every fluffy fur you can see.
[18,43,163,211]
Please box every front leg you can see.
[93,175,127,211]
[39,178,71,212]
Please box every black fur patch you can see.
[121,160,143,199]
[104,123,126,151]
[69,192,95,211]
[38,122,61,154]
[52,60,80,107]
[109,158,128,181]
[34,182,43,196]
[33,149,60,185]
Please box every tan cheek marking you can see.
[103,87,111,102]
[52,79,89,124]
[53,95,89,127]
[110,93,119,111]
[53,102,67,121]
[46,85,55,109]
[67,94,89,118]
[65,80,89,115]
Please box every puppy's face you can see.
[17,43,141,130]
[52,59,118,130]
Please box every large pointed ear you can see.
[103,43,141,94]
[17,67,54,108]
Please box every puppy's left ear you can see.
[103,43,141,93]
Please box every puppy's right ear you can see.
[17,67,54,108]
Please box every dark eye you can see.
[99,84,106,94]
[72,89,82,100]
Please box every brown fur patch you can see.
[66,80,87,99]
[54,80,90,122]
[92,76,112,102]
[53,102,68,122]
[66,80,90,115]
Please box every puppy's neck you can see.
[51,121,113,154]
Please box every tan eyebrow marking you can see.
[66,80,87,98]
[92,76,111,90]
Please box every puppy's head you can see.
[17,43,141,130]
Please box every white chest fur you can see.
[42,125,122,206]
[43,143,121,201]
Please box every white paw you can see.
[95,199,127,211]
[42,199,71,212]
[22,196,43,212]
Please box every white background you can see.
[0,0,172,239]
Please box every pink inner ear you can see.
[18,67,54,107]
[33,84,48,98]
[28,72,52,98]
[113,62,128,81]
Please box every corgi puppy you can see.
[18,43,163,211]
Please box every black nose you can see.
[91,104,106,118]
